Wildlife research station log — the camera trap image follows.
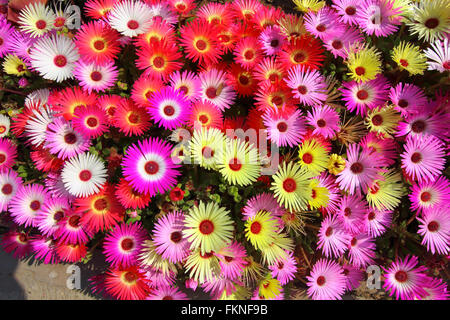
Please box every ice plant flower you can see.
[306,259,346,300]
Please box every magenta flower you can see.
[306,105,341,139]
[347,233,376,268]
[9,183,49,228]
[417,207,449,255]
[241,192,283,221]
[306,259,346,300]
[317,214,351,258]
[216,241,247,280]
[268,250,297,285]
[342,263,363,291]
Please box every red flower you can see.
[169,187,185,202]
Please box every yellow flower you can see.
[365,105,401,136]
[184,248,220,284]
[366,170,405,210]
[328,154,346,175]
[3,55,30,76]
[260,233,294,265]
[298,139,330,175]
[244,210,279,250]
[308,179,329,210]
[293,0,325,12]
[392,41,427,75]
[346,45,382,82]
[258,275,283,300]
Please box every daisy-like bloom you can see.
[35,197,68,237]
[131,74,164,107]
[268,250,297,285]
[409,176,450,215]
[360,132,396,166]
[258,25,286,56]
[202,275,239,300]
[262,108,306,148]
[0,169,22,212]
[215,241,247,280]
[271,161,312,212]
[336,194,367,234]
[253,56,286,85]
[420,277,449,300]
[24,105,55,148]
[285,64,327,107]
[75,183,124,233]
[0,138,17,170]
[169,70,201,103]
[341,263,363,292]
[336,143,383,195]
[18,2,55,38]
[356,0,402,37]
[258,275,283,300]
[9,184,48,228]
[184,249,221,284]
[306,259,346,300]
[242,193,283,221]
[196,2,232,26]
[139,240,178,276]
[153,211,190,263]
[9,29,38,65]
[44,118,91,160]
[61,152,107,198]
[417,207,449,255]
[382,255,428,300]
[108,0,153,37]
[365,105,401,136]
[30,147,64,174]
[29,34,79,83]
[0,114,10,138]
[345,45,382,83]
[341,75,390,116]
[115,178,151,210]
[73,60,118,93]
[317,214,351,258]
[113,99,151,137]
[298,138,330,176]
[136,40,182,81]
[244,210,279,251]
[74,20,121,65]
[389,83,427,117]
[347,233,376,268]
[424,38,450,72]
[55,242,87,263]
[332,0,361,25]
[328,154,346,175]
[85,0,119,20]
[190,127,226,170]
[0,230,32,259]
[147,285,188,300]
[30,236,59,265]
[140,265,177,289]
[405,0,450,43]
[322,26,364,59]
[226,63,258,98]
[104,266,150,300]
[199,68,236,112]
[134,15,176,48]
[293,0,326,13]
[168,0,196,15]
[396,111,447,141]
[147,2,178,26]
[2,54,29,76]
[188,101,223,129]
[44,172,74,200]
[147,86,191,130]
[0,18,14,58]
[55,211,93,245]
[316,172,342,214]
[183,201,233,254]
[260,232,295,266]
[278,36,325,71]
[233,37,263,71]
[49,87,97,121]
[179,20,222,65]
[121,137,181,196]
[400,134,445,183]
[304,6,346,40]
[72,105,108,139]
[217,138,261,187]
[103,222,147,268]
[306,105,340,139]
[392,42,427,75]
[230,0,264,21]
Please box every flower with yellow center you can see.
[244,210,279,251]
[258,275,283,300]
[365,105,401,136]
[271,161,313,212]
[308,179,330,210]
[346,45,382,82]
[392,41,427,75]
[328,154,346,175]
[298,139,330,175]
[3,55,30,76]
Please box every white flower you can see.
[18,2,55,38]
[0,114,10,138]
[108,0,154,37]
[424,38,450,72]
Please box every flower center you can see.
[355,66,365,76]
[371,114,383,126]
[195,39,207,51]
[0,153,6,164]
[316,275,326,286]
[344,207,352,217]
[345,6,356,15]
[398,99,408,108]
[229,158,242,171]
[316,119,326,127]
[202,146,214,158]
[399,59,409,67]
[176,3,187,11]
[124,271,137,283]
[244,49,255,61]
[162,296,173,300]
[356,89,368,100]
[86,116,99,128]
[297,85,307,95]
[121,238,135,251]
[54,211,64,222]
[79,170,92,182]
[424,18,439,29]
[128,112,139,124]
[0,125,5,134]
[144,161,159,175]
[420,191,431,202]
[127,20,139,30]
[411,152,422,164]
[282,178,297,193]
[206,87,217,99]
[170,231,182,243]
[443,61,450,70]
[325,226,333,237]
[394,270,408,283]
[277,121,288,133]
[64,132,77,145]
[302,153,313,164]
[18,233,28,243]
[368,211,376,220]
[30,200,41,211]
[90,71,103,82]
[411,120,426,133]
[163,105,175,116]
[294,52,305,63]
[53,55,67,68]
[250,221,262,234]
[224,256,233,262]
[350,162,364,174]
[94,198,108,211]
[270,39,279,47]
[1,183,13,195]
[316,24,326,32]
[93,40,105,51]
[198,114,209,124]
[68,215,81,228]
[239,74,250,86]
[153,56,165,69]
[271,95,283,106]
[350,237,357,246]
[35,20,47,30]
[199,220,214,235]
[427,221,439,232]
[332,40,343,49]
[178,85,188,95]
